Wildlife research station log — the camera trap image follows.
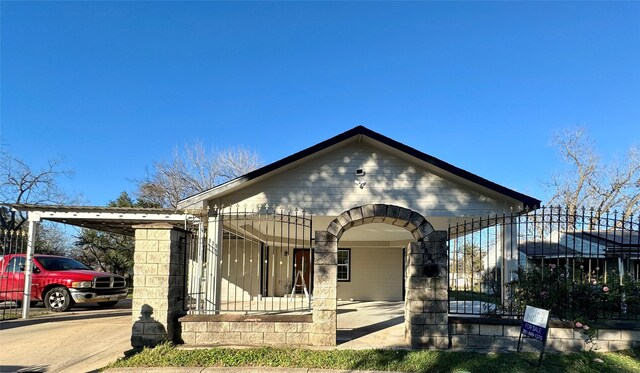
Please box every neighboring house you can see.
[177,126,540,307]
[518,230,639,281]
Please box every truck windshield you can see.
[36,257,91,271]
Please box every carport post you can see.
[22,215,40,319]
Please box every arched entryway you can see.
[310,204,448,348]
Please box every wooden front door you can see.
[293,249,312,294]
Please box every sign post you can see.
[517,305,550,365]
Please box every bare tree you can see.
[0,151,72,230]
[548,128,640,220]
[137,142,261,208]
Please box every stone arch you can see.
[311,203,446,348]
[325,204,434,242]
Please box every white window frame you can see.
[337,248,350,282]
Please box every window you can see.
[337,248,350,282]
[37,257,89,271]
[6,257,26,272]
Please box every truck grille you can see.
[94,276,126,289]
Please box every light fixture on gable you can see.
[354,180,367,189]
[355,168,365,176]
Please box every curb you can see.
[103,368,403,373]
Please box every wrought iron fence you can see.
[185,205,313,315]
[448,207,640,321]
[0,228,29,320]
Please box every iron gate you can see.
[0,228,29,320]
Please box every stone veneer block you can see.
[348,207,364,226]
[361,204,376,223]
[382,205,400,225]
[426,230,447,242]
[241,332,265,344]
[274,322,299,333]
[479,324,503,336]
[286,332,310,345]
[336,211,353,230]
[326,220,343,239]
[229,323,253,332]
[548,327,574,339]
[597,329,622,341]
[620,330,640,341]
[314,251,337,265]
[251,323,276,333]
[406,212,426,232]
[455,323,480,335]
[372,204,387,223]
[264,332,288,345]
[315,231,338,244]
[393,207,412,227]
[310,333,335,346]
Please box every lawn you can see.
[106,343,640,373]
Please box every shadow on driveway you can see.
[0,299,132,330]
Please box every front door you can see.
[293,249,312,294]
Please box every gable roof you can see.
[177,126,541,209]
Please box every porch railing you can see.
[448,207,639,321]
[185,206,313,315]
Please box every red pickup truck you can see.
[0,254,128,312]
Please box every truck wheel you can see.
[44,286,73,312]
[96,301,119,308]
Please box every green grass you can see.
[106,343,640,373]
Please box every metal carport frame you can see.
[5,204,202,318]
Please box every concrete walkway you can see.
[337,301,408,349]
[0,300,133,373]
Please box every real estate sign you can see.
[517,305,550,365]
[521,305,550,341]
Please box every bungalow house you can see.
[13,126,638,351]
[176,126,539,308]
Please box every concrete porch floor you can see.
[336,301,409,350]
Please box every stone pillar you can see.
[310,230,337,346]
[404,231,449,349]
[131,223,189,348]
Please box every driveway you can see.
[0,300,132,373]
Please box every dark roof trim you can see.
[179,126,541,209]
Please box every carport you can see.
[4,203,202,319]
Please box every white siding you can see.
[216,142,517,217]
[220,238,301,302]
[337,247,404,301]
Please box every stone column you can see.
[131,223,189,348]
[404,231,449,349]
[310,230,337,346]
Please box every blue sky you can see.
[2,1,639,206]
